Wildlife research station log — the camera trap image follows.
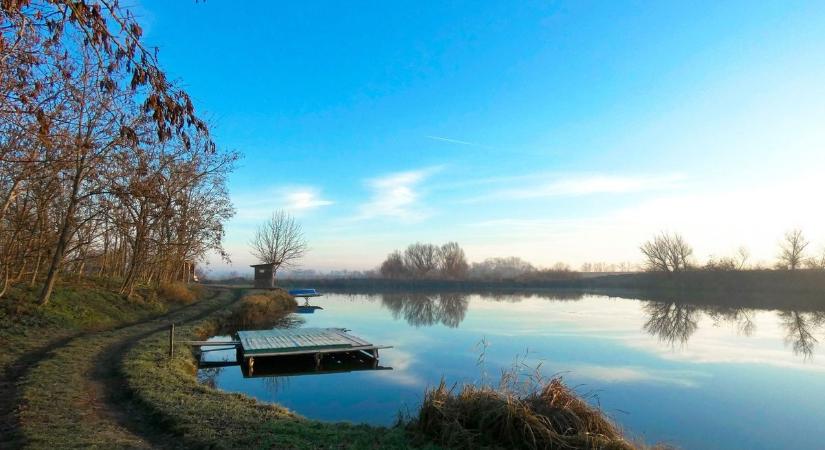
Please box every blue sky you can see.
[137,1,825,272]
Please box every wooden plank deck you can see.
[237,328,388,356]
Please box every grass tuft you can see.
[410,371,662,450]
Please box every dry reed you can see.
[411,358,644,450]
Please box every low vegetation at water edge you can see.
[410,377,655,450]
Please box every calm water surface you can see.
[198,292,825,450]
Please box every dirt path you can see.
[9,288,240,449]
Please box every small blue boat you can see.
[289,288,322,298]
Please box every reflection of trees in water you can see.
[197,367,223,388]
[779,311,825,360]
[217,311,304,335]
[642,299,825,360]
[642,302,700,346]
[263,376,290,396]
[706,306,757,336]
[380,292,469,328]
[481,291,586,302]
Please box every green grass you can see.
[0,279,203,449]
[0,280,181,376]
[14,288,234,449]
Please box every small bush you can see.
[412,376,638,450]
[157,282,196,304]
[225,290,298,331]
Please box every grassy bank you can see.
[0,279,200,372]
[0,280,209,448]
[0,279,203,446]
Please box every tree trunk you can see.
[37,162,83,305]
[29,252,41,287]
[0,266,9,299]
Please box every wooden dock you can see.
[190,327,391,375]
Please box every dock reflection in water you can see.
[198,349,392,378]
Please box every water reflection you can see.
[380,292,469,328]
[705,306,757,337]
[372,290,825,360]
[778,311,825,360]
[197,366,224,388]
[642,302,700,346]
[198,291,825,449]
[639,301,825,359]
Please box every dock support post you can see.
[168,323,175,359]
[314,353,322,370]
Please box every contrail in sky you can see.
[425,135,492,149]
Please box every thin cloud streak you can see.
[426,135,493,149]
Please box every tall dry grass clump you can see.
[157,282,197,304]
[412,374,639,450]
[229,290,298,330]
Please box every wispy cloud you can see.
[232,185,333,221]
[471,173,686,202]
[356,166,442,222]
[569,364,706,388]
[283,188,333,211]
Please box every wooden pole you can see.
[169,323,175,359]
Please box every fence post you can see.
[169,323,175,359]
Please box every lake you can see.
[198,291,825,449]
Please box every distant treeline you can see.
[378,241,582,281]
[277,269,825,309]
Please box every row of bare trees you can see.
[1,1,237,303]
[640,229,825,273]
[378,245,583,281]
[380,242,469,279]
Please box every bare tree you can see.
[640,232,693,273]
[438,242,468,279]
[249,211,307,278]
[778,229,809,270]
[379,250,408,279]
[705,246,750,272]
[0,0,235,304]
[734,246,750,270]
[403,242,440,278]
[806,247,825,270]
[468,256,535,280]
